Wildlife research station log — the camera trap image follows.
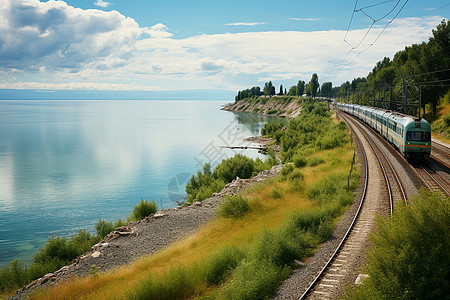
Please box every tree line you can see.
[235,73,333,101]
[333,19,449,115]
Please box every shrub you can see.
[129,198,158,221]
[443,114,450,127]
[347,190,450,299]
[95,219,115,239]
[217,195,250,218]
[223,259,290,300]
[0,260,30,292]
[270,188,282,199]
[308,157,325,167]
[288,169,304,181]
[131,266,199,300]
[280,164,294,177]
[293,155,307,168]
[203,246,245,285]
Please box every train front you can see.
[403,118,431,159]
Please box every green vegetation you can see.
[0,198,157,295]
[129,198,158,222]
[217,195,250,218]
[346,190,449,299]
[336,20,449,117]
[185,155,276,203]
[130,167,358,300]
[262,99,349,163]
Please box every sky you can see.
[0,0,448,99]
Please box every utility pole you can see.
[402,77,407,114]
[419,85,422,119]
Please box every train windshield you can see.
[406,130,431,142]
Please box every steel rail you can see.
[299,110,368,299]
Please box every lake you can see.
[0,100,279,267]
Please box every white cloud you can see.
[0,0,141,71]
[289,18,320,21]
[0,5,443,93]
[144,23,172,38]
[224,22,266,26]
[94,0,111,8]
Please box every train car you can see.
[337,103,431,159]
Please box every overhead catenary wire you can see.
[324,0,410,81]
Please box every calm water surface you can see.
[0,100,279,267]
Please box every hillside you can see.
[222,96,302,118]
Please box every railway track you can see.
[431,140,450,168]
[411,162,450,196]
[346,113,450,198]
[300,111,397,299]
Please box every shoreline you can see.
[9,164,283,299]
[8,102,286,299]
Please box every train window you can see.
[406,131,431,142]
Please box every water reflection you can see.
[0,100,280,267]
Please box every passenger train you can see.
[336,103,431,159]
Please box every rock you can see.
[91,251,102,258]
[355,274,369,285]
[294,259,305,267]
[153,213,167,218]
[193,201,202,207]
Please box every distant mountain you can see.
[0,89,236,101]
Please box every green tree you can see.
[308,73,320,98]
[270,85,276,96]
[264,81,273,97]
[279,84,284,95]
[321,82,332,98]
[296,80,305,96]
[288,86,296,96]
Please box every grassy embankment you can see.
[427,100,450,144]
[14,100,359,300]
[345,189,449,299]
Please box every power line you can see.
[405,68,450,79]
[325,0,409,78]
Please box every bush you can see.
[95,219,115,239]
[203,246,245,285]
[346,190,450,299]
[223,259,290,300]
[217,195,250,218]
[288,169,304,181]
[186,155,271,203]
[443,114,450,127]
[293,155,307,168]
[270,188,282,199]
[280,164,294,177]
[129,198,158,221]
[308,157,325,167]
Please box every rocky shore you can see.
[221,96,302,118]
[10,164,283,300]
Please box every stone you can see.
[91,251,102,258]
[153,213,166,218]
[294,259,305,266]
[355,274,369,285]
